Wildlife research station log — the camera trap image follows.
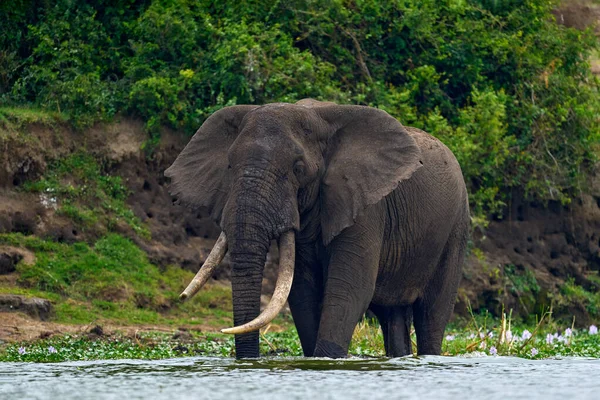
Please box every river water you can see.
[1,356,599,400]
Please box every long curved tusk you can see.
[180,232,228,301]
[221,230,295,335]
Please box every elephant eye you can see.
[293,160,306,177]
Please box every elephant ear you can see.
[316,105,423,246]
[164,105,258,223]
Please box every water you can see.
[2,356,599,400]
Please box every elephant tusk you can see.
[221,230,295,335]
[180,232,228,301]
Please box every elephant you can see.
[165,99,470,359]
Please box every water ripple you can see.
[1,356,599,400]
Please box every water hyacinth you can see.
[590,325,598,335]
[531,348,539,357]
[3,318,600,362]
[564,328,572,337]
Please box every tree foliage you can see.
[1,0,599,220]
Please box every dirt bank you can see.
[1,114,598,332]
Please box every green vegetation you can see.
[502,264,542,315]
[0,233,232,326]
[351,310,600,359]
[0,107,65,131]
[1,0,598,220]
[22,153,150,238]
[559,278,600,317]
[2,314,599,362]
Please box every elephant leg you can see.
[287,256,323,357]
[413,227,466,355]
[371,304,413,357]
[313,219,381,358]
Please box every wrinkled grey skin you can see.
[165,99,469,359]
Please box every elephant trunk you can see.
[228,229,270,359]
[221,231,295,335]
[221,188,286,357]
[220,162,299,358]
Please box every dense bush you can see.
[1,0,598,220]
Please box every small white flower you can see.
[589,325,598,335]
[521,330,532,340]
[489,346,497,356]
[488,332,494,338]
[564,328,573,337]
[531,348,539,357]
[506,330,513,341]
[545,334,554,344]
[445,335,455,341]
[468,333,476,339]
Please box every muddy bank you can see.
[0,118,280,298]
[458,184,600,324]
[1,117,599,326]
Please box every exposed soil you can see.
[0,312,214,343]
[554,0,600,75]
[554,0,600,34]
[457,184,600,324]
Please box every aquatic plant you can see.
[531,348,539,357]
[2,317,600,363]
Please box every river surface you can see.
[2,356,599,400]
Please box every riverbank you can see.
[1,107,599,324]
[2,314,599,362]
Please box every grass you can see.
[0,232,233,327]
[559,278,600,317]
[0,106,66,130]
[22,153,150,238]
[2,306,599,362]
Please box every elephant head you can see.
[165,99,422,358]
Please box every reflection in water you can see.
[1,356,599,400]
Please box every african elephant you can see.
[165,99,469,359]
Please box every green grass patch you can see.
[0,233,233,327]
[559,278,600,317]
[0,106,66,130]
[23,153,150,238]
